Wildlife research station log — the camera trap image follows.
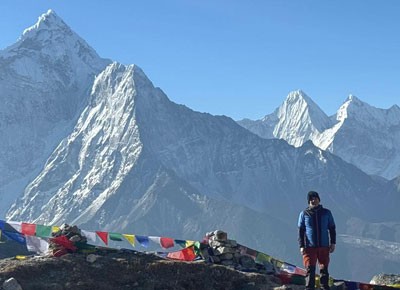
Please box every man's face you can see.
[308,196,320,207]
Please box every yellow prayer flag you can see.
[123,234,135,247]
[275,260,284,268]
[52,226,60,233]
[185,240,195,248]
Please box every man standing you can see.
[298,191,336,290]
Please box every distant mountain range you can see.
[238,90,400,180]
[1,10,400,281]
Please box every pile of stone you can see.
[370,274,400,286]
[201,230,273,273]
[49,224,88,257]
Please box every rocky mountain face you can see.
[238,90,400,180]
[0,10,110,217]
[1,11,400,282]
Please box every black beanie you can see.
[307,191,320,202]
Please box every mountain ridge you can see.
[0,9,111,217]
[238,91,400,179]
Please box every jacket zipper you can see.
[316,210,320,246]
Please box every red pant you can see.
[303,247,330,269]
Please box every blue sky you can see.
[0,1,399,120]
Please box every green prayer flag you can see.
[255,252,271,264]
[174,240,187,248]
[193,241,201,255]
[109,232,123,241]
[35,225,52,237]
[193,241,201,249]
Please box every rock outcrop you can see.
[0,249,282,290]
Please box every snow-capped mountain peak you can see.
[239,91,400,179]
[0,9,110,217]
[22,9,65,37]
[3,9,109,75]
[269,90,331,146]
[336,94,400,126]
[284,89,311,103]
[335,94,386,124]
[238,90,332,147]
[336,95,354,122]
[279,90,330,129]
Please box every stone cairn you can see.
[370,274,400,286]
[201,230,274,274]
[49,224,88,257]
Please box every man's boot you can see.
[320,268,330,290]
[305,265,316,290]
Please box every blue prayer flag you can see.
[135,235,149,247]
[2,231,26,244]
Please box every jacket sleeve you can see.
[298,211,306,248]
[328,210,336,244]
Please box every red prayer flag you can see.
[50,235,77,251]
[96,231,108,245]
[21,223,36,236]
[167,246,196,261]
[160,237,175,249]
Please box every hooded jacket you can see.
[298,205,336,248]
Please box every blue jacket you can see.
[298,205,336,248]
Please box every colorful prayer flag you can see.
[135,235,149,247]
[96,231,108,245]
[186,240,195,248]
[255,252,271,264]
[21,223,36,236]
[7,221,22,232]
[149,236,161,246]
[193,241,201,255]
[174,239,187,248]
[2,231,26,244]
[160,237,174,249]
[294,267,307,276]
[36,225,52,238]
[167,246,196,261]
[123,234,135,247]
[274,259,284,269]
[281,262,297,274]
[50,235,77,251]
[26,236,49,254]
[109,232,123,241]
[81,230,96,243]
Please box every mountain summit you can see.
[239,91,400,179]
[239,90,332,147]
[22,9,69,37]
[4,9,110,82]
[272,90,332,147]
[0,9,110,216]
